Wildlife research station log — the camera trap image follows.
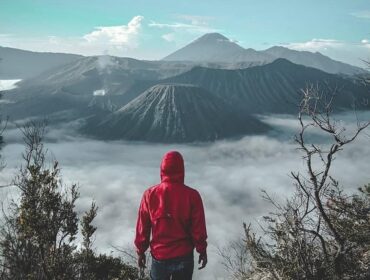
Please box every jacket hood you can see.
[160,151,184,183]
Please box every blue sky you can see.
[0,0,369,66]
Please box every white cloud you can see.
[282,38,370,67]
[351,11,370,19]
[149,14,219,44]
[149,21,216,34]
[161,33,176,42]
[284,38,343,52]
[0,79,21,91]
[361,39,370,49]
[176,14,214,26]
[83,15,144,47]
[0,16,153,59]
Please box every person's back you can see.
[135,151,207,279]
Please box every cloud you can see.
[0,16,152,59]
[1,113,369,280]
[0,80,22,91]
[96,54,117,70]
[175,14,215,26]
[149,14,219,44]
[351,11,370,19]
[149,21,216,34]
[161,33,176,42]
[284,38,343,52]
[83,15,144,47]
[361,39,370,49]
[281,38,370,67]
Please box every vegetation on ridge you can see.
[0,121,147,279]
[221,84,370,280]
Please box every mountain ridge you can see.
[162,58,370,113]
[0,46,82,79]
[5,58,368,122]
[162,33,274,63]
[162,33,366,75]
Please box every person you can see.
[134,151,208,280]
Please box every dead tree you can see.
[237,85,370,280]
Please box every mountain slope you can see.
[83,84,269,142]
[163,59,370,114]
[162,33,273,63]
[7,53,264,107]
[263,46,365,75]
[6,58,368,124]
[0,46,82,79]
[162,33,366,75]
[6,55,165,110]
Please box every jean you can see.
[150,252,194,280]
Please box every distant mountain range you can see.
[162,33,366,76]
[162,58,369,114]
[0,46,82,79]
[1,33,369,142]
[1,33,367,81]
[4,57,368,142]
[163,33,274,64]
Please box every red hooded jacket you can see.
[134,151,207,260]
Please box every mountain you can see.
[88,96,118,113]
[263,46,365,76]
[162,33,273,63]
[5,58,368,124]
[163,59,370,114]
[7,55,207,101]
[6,53,262,107]
[2,93,88,121]
[5,55,165,110]
[2,55,192,121]
[83,84,269,142]
[0,46,82,79]
[162,33,366,75]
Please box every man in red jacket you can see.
[135,151,208,279]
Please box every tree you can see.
[0,121,78,279]
[227,85,370,280]
[0,121,144,279]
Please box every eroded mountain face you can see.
[82,84,269,143]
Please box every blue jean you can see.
[150,252,194,280]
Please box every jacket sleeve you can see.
[190,191,208,254]
[134,192,151,255]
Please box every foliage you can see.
[224,85,370,280]
[0,121,145,280]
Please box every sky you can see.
[0,0,369,66]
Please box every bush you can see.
[0,121,145,280]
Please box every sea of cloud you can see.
[0,113,369,280]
